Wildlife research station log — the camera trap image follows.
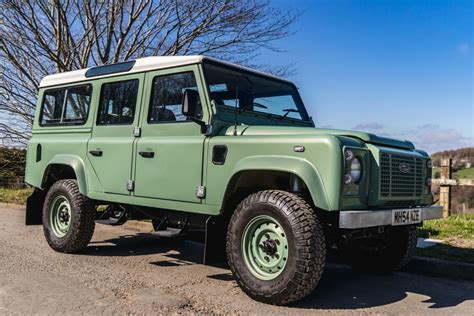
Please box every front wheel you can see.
[43,179,95,253]
[226,190,326,305]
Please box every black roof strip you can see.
[85,60,136,78]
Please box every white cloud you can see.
[350,122,472,154]
[352,122,385,132]
[456,43,470,55]
[401,124,472,154]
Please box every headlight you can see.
[350,158,362,183]
[344,149,363,185]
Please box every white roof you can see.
[39,55,290,88]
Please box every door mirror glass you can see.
[182,89,200,118]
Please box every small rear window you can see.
[40,84,92,126]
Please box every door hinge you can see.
[127,180,135,192]
[195,185,206,198]
[133,127,141,137]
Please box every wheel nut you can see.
[274,253,279,259]
[265,233,270,239]
[264,256,269,261]
[275,239,280,245]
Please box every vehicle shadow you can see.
[295,265,474,310]
[84,233,206,263]
[416,243,474,264]
[81,232,474,310]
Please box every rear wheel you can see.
[43,179,95,253]
[347,225,418,272]
[226,190,326,305]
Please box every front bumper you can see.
[339,205,443,229]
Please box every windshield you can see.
[203,62,309,121]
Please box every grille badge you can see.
[399,163,411,173]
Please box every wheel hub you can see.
[260,238,278,256]
[241,215,289,280]
[49,195,72,238]
[59,209,70,223]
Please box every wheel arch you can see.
[41,155,88,195]
[221,155,331,214]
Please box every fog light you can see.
[425,177,432,186]
[344,173,353,184]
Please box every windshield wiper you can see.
[252,102,268,109]
[282,108,300,118]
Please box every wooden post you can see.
[439,158,452,218]
[440,158,452,180]
[439,185,451,218]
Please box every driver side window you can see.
[148,72,201,123]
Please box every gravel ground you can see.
[1,203,473,315]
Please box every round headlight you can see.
[350,158,362,183]
[426,160,433,168]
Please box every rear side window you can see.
[97,80,139,125]
[40,85,92,126]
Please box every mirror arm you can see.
[190,117,211,135]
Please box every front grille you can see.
[380,153,424,197]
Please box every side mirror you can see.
[182,89,200,118]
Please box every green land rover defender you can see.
[25,56,442,305]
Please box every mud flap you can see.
[203,215,228,265]
[25,189,45,225]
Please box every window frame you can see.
[202,59,311,123]
[96,79,140,126]
[147,71,202,125]
[39,83,93,127]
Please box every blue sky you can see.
[259,0,473,154]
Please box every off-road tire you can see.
[43,179,95,253]
[226,190,326,305]
[347,225,418,273]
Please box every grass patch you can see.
[0,187,33,205]
[417,214,474,240]
[453,167,474,179]
[432,167,442,179]
[417,214,474,264]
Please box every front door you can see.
[134,66,207,203]
[88,74,144,195]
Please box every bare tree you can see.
[0,0,299,146]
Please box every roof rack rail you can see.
[85,60,136,78]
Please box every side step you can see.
[96,205,128,226]
[95,217,127,226]
[153,227,184,238]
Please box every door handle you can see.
[139,151,155,158]
[89,150,103,157]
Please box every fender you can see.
[42,154,88,195]
[26,155,88,225]
[225,155,331,211]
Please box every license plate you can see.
[392,208,421,226]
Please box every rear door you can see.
[133,66,208,203]
[87,73,144,195]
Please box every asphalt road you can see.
[1,203,473,315]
